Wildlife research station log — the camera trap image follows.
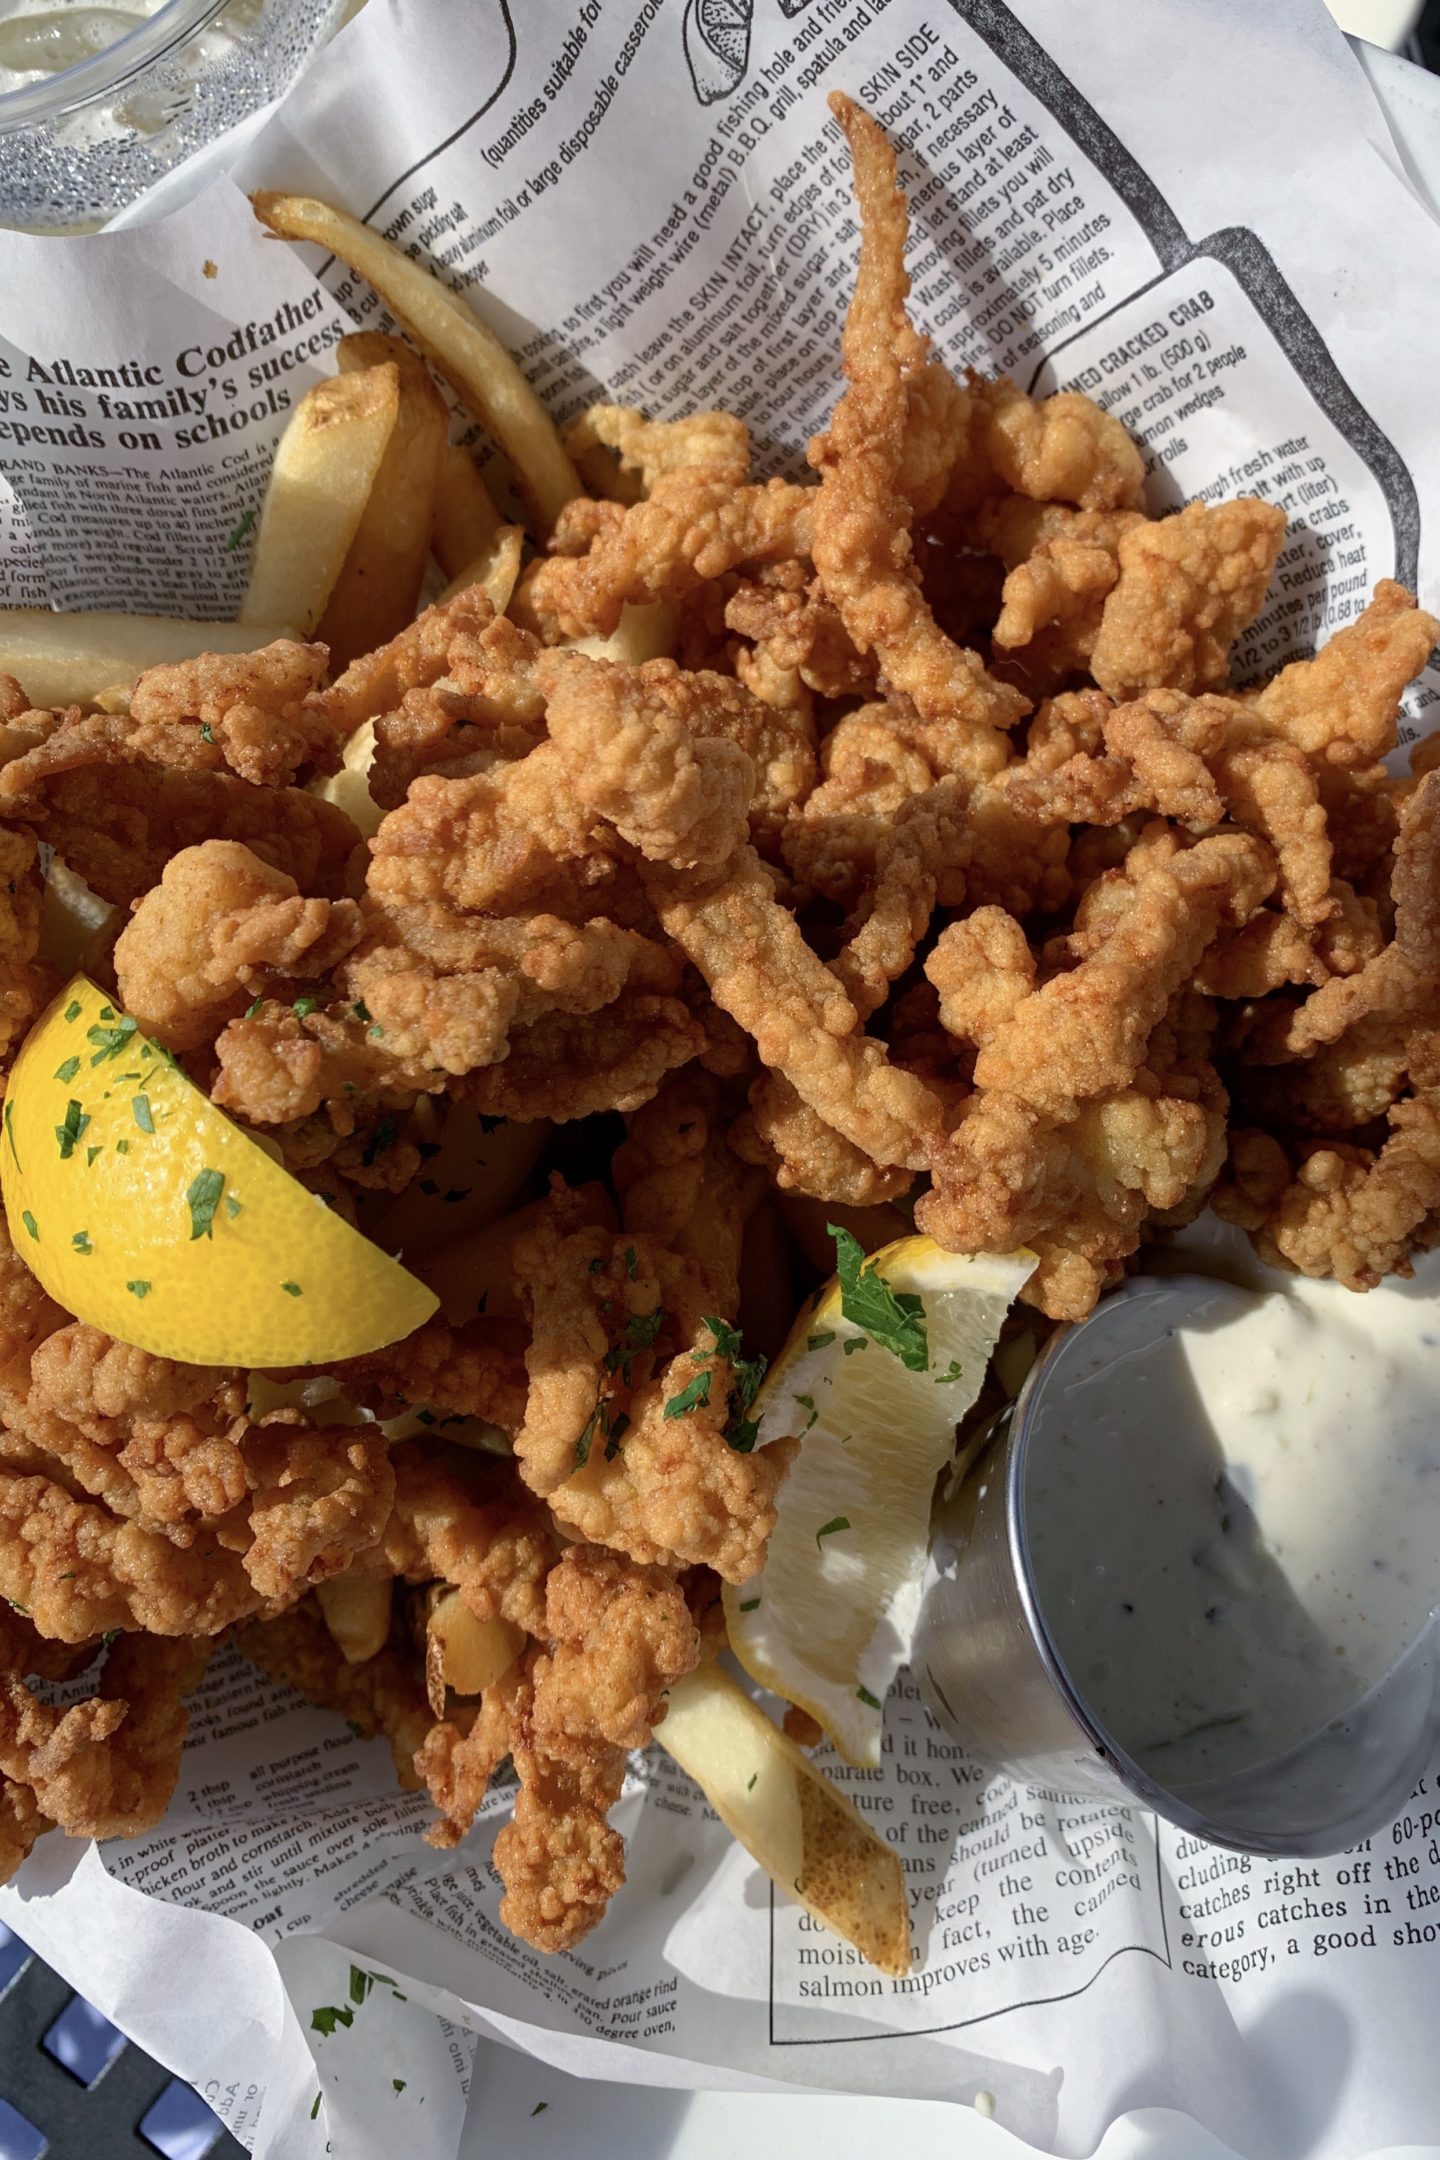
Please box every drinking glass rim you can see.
[0,0,230,132]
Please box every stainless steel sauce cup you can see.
[914,1272,1440,1855]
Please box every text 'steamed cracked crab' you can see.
[0,94,1435,1974]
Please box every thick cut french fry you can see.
[425,1592,524,1714]
[313,718,383,839]
[381,1110,549,1265]
[240,364,400,634]
[250,190,581,537]
[316,1574,394,1666]
[434,442,501,578]
[658,1663,912,1976]
[412,1193,550,1328]
[0,610,298,709]
[316,332,449,670]
[438,525,524,614]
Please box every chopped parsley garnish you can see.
[747,1773,758,1791]
[131,1094,154,1133]
[310,2094,322,2121]
[281,1280,302,1297]
[310,2005,353,2036]
[574,1396,608,1468]
[126,1280,150,1298]
[807,1331,835,1351]
[226,505,256,552]
[477,1113,505,1134]
[87,1015,138,1065]
[604,1305,665,1386]
[54,1099,89,1159]
[856,1684,882,1710]
[186,1167,225,1239]
[53,1056,80,1082]
[843,1336,869,1356]
[725,1413,761,1454]
[199,721,215,744]
[934,1359,964,1385]
[663,1371,712,1420]
[3,1099,17,1169]
[815,1515,851,1550]
[348,1964,372,2004]
[603,1410,630,1462]
[532,2102,548,2116]
[622,1245,638,1279]
[244,996,265,1020]
[292,993,319,1018]
[21,1210,37,1242]
[738,1597,760,1612]
[443,1188,471,1204]
[696,1315,767,1452]
[225,1193,241,1218]
[115,1139,128,1155]
[351,999,371,1023]
[796,1393,819,1432]
[392,2080,407,2096]
[86,1145,101,1166]
[71,1231,92,1254]
[64,1000,82,1023]
[362,1115,396,1166]
[829,1225,929,1371]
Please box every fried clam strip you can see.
[0,710,361,907]
[563,402,750,498]
[1218,1098,1440,1290]
[1087,497,1286,698]
[0,1617,208,1874]
[0,1318,395,1602]
[1003,688,1334,928]
[525,471,814,642]
[808,95,1029,778]
[379,1440,558,1636]
[367,612,545,811]
[918,833,1272,1317]
[0,1468,269,1641]
[1249,580,1439,770]
[308,582,498,737]
[487,1547,700,1947]
[114,841,365,1054]
[512,1161,794,1581]
[338,1313,531,1436]
[1251,769,1439,1062]
[123,640,341,787]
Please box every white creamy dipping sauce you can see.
[1023,1272,1440,1792]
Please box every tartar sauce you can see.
[1023,1271,1440,1792]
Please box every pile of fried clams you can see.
[0,95,1436,1951]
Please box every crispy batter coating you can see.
[979,379,1145,514]
[563,402,750,494]
[127,641,337,787]
[807,96,1029,776]
[1089,498,1286,697]
[1218,1098,1440,1289]
[235,1597,432,1790]
[0,824,45,1072]
[309,584,499,736]
[368,612,545,810]
[114,841,364,1052]
[0,712,360,906]
[1251,581,1439,769]
[528,472,813,641]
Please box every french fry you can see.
[434,442,501,578]
[438,524,524,614]
[411,1193,550,1327]
[658,1663,912,1976]
[38,859,120,981]
[0,609,298,709]
[240,364,400,634]
[316,1574,393,1666]
[250,190,582,538]
[316,332,449,670]
[424,1591,524,1714]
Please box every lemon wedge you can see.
[1,975,438,1366]
[724,1232,1035,1767]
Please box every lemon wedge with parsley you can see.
[1,975,437,1365]
[724,1231,1035,1767]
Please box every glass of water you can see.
[0,0,351,233]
